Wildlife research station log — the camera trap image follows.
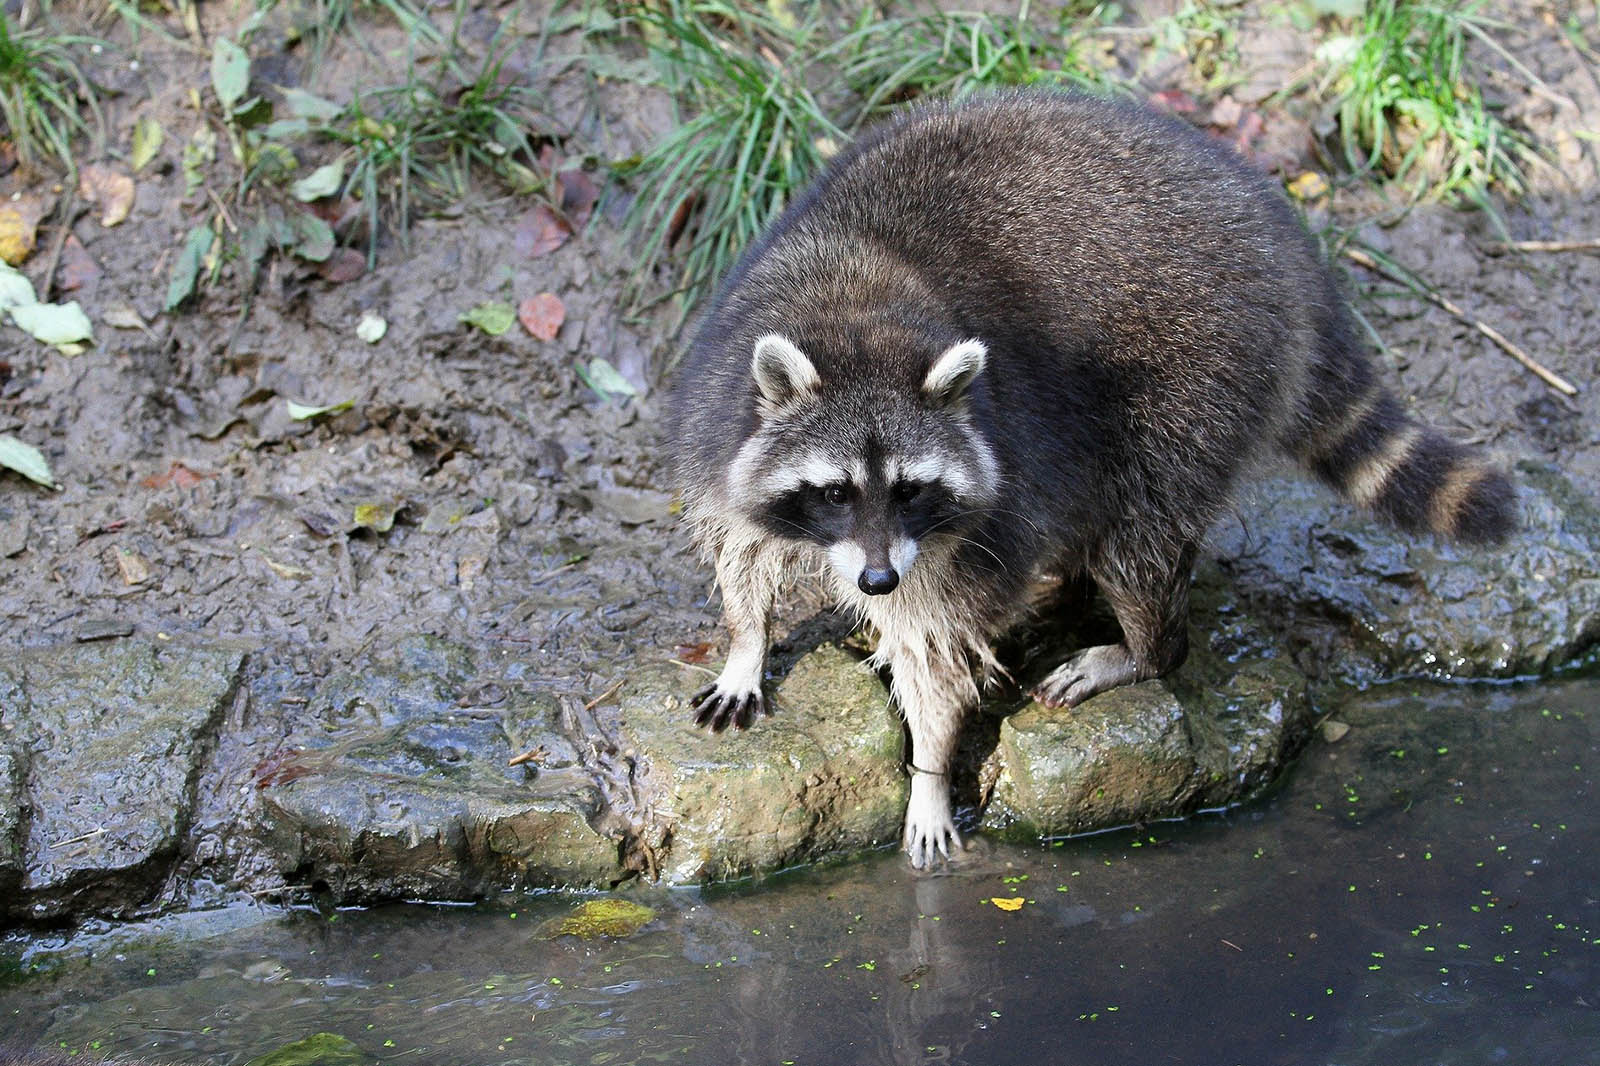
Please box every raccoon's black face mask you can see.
[735,333,999,595]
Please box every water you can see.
[3,678,1596,1066]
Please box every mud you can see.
[1,1,1598,921]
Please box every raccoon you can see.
[667,89,1515,868]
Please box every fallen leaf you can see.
[317,247,365,283]
[79,164,136,227]
[102,305,147,331]
[557,168,600,227]
[262,554,312,580]
[0,435,56,488]
[352,501,396,532]
[990,896,1025,911]
[0,262,38,310]
[55,236,102,291]
[286,398,354,421]
[280,87,344,122]
[356,310,386,343]
[518,292,565,341]
[10,301,93,348]
[674,641,714,664]
[210,37,250,113]
[114,547,151,585]
[514,204,570,258]
[165,223,215,310]
[292,160,345,202]
[577,356,638,400]
[0,206,38,265]
[140,461,212,490]
[1149,88,1197,114]
[182,127,217,196]
[1287,171,1330,200]
[537,899,655,940]
[460,301,516,335]
[288,212,335,262]
[130,115,164,172]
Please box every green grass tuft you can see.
[1318,0,1532,204]
[0,11,104,175]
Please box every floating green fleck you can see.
[243,1032,366,1066]
[0,435,57,489]
[536,898,655,940]
[460,301,517,336]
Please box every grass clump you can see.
[0,11,103,174]
[1316,0,1532,204]
[617,1,1130,318]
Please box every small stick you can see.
[39,187,81,302]
[583,678,624,711]
[1220,939,1244,952]
[1343,246,1579,398]
[507,744,549,768]
[1487,238,1600,254]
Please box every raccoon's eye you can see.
[891,482,922,504]
[822,484,850,507]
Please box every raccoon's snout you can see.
[858,566,899,596]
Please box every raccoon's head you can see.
[728,332,1000,597]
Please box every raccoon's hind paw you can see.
[690,683,768,732]
[1032,644,1141,708]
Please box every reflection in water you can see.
[2,679,1597,1065]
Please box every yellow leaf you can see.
[1287,171,1329,201]
[0,207,37,266]
[990,896,1025,911]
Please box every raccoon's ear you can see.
[922,339,988,406]
[751,333,821,410]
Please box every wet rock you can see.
[1215,463,1600,681]
[617,645,908,883]
[0,640,247,921]
[255,671,621,899]
[984,592,1312,838]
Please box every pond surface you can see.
[3,677,1596,1066]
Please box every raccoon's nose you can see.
[858,567,899,595]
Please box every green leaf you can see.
[581,357,639,399]
[280,87,344,123]
[286,398,354,421]
[0,263,38,312]
[10,301,93,347]
[291,161,345,202]
[0,434,57,489]
[459,301,516,336]
[288,213,334,262]
[165,224,215,311]
[131,116,164,172]
[211,38,250,113]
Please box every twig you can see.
[507,744,549,768]
[1342,246,1579,397]
[39,187,81,303]
[49,826,105,849]
[1220,939,1243,952]
[1487,238,1600,254]
[583,678,624,711]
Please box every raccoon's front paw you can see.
[1032,644,1141,708]
[903,773,962,869]
[690,681,768,732]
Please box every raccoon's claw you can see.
[1032,644,1141,708]
[903,772,963,869]
[690,683,768,732]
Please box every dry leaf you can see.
[79,164,136,227]
[674,641,714,664]
[557,168,600,228]
[514,204,570,258]
[114,546,151,586]
[140,461,212,490]
[318,248,366,283]
[0,196,49,266]
[990,896,1025,911]
[1149,89,1198,114]
[56,236,101,292]
[518,292,565,341]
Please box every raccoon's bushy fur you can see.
[668,89,1515,867]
